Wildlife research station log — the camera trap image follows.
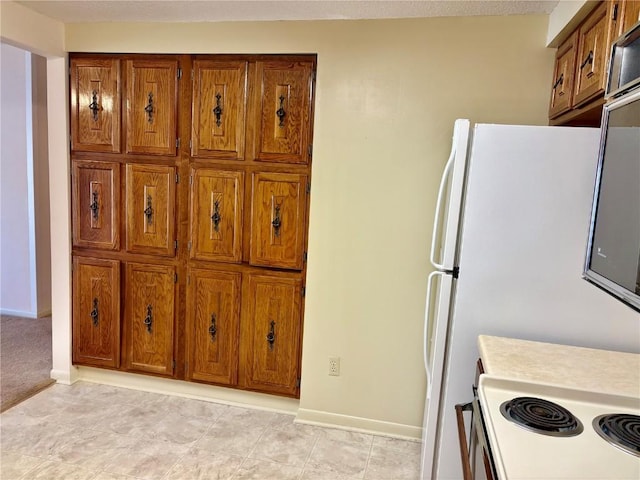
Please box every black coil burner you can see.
[500,396,583,437]
[593,414,640,457]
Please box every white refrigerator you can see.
[420,120,640,480]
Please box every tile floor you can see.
[0,382,421,479]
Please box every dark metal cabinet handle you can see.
[209,313,217,341]
[143,304,153,333]
[276,95,286,127]
[552,73,564,90]
[144,92,154,123]
[271,205,282,237]
[90,298,99,327]
[580,51,594,70]
[144,195,154,225]
[213,93,223,127]
[88,90,100,122]
[266,320,276,350]
[211,200,221,232]
[89,192,99,220]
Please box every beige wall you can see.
[3,11,555,435]
[68,16,554,435]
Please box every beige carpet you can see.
[0,315,54,412]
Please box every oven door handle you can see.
[455,402,474,480]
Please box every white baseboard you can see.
[0,308,37,318]
[295,408,422,440]
[77,367,300,414]
[50,367,78,385]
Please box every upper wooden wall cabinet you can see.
[549,1,639,126]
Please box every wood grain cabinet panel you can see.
[249,172,307,270]
[573,2,618,107]
[190,168,244,263]
[549,32,579,119]
[72,160,120,250]
[125,263,175,376]
[241,273,302,396]
[125,59,178,155]
[192,60,247,159]
[186,268,241,385]
[125,164,176,256]
[70,58,121,153]
[621,0,640,34]
[72,257,120,368]
[250,61,313,164]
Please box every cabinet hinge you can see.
[176,137,181,149]
[306,182,311,194]
[189,175,193,186]
[68,67,71,76]
[172,359,176,370]
[176,173,180,183]
[296,377,301,388]
[187,240,192,251]
[187,275,191,285]
[308,144,313,158]
[189,138,193,150]
[612,3,618,21]
[191,69,194,81]
[303,251,308,262]
[177,68,182,79]
[174,272,178,283]
[301,286,306,297]
[311,70,316,82]
[174,240,178,250]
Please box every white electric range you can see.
[477,375,640,480]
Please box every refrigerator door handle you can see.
[430,133,457,270]
[424,270,445,385]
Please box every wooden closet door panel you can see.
[190,168,243,263]
[250,172,307,270]
[125,263,175,375]
[186,269,241,385]
[573,2,617,107]
[125,164,175,256]
[252,61,313,164]
[125,59,178,155]
[72,257,120,368]
[72,160,120,250]
[71,58,121,153]
[242,274,301,396]
[549,32,579,119]
[192,60,247,159]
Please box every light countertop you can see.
[477,335,640,398]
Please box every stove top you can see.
[478,375,640,480]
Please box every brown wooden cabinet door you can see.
[192,60,247,159]
[186,268,241,385]
[72,160,120,250]
[125,59,178,155]
[249,172,307,270]
[250,61,313,164]
[190,168,244,263]
[125,164,176,256]
[125,263,175,376]
[621,0,640,34]
[242,273,302,396]
[72,257,120,368]
[549,32,579,119]
[70,58,121,153]
[574,2,618,107]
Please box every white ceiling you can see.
[16,0,559,24]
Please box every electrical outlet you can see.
[329,356,340,376]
